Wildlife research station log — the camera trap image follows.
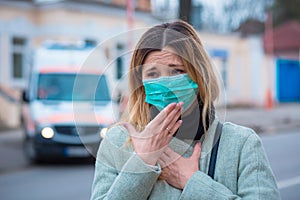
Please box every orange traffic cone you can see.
[265,88,274,110]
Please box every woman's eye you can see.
[146,71,159,78]
[171,69,185,75]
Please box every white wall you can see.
[200,32,270,106]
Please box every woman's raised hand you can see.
[125,102,183,166]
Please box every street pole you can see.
[126,0,134,49]
[179,0,192,23]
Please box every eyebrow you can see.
[143,64,184,73]
[144,66,157,72]
[168,64,184,67]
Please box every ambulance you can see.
[22,42,116,163]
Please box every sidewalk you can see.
[217,103,300,134]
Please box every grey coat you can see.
[91,119,280,199]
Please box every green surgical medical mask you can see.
[143,74,199,111]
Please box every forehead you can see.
[143,48,182,65]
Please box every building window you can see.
[116,43,124,80]
[13,53,23,78]
[11,37,27,79]
[84,38,97,48]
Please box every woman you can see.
[91,20,280,199]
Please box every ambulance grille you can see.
[54,125,101,136]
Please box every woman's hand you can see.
[125,102,183,166]
[158,142,201,189]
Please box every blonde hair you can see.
[122,20,219,133]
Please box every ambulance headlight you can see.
[41,127,55,139]
[100,128,108,138]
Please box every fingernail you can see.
[169,102,176,107]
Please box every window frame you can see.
[9,35,30,87]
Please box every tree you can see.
[271,0,300,27]
[223,0,273,31]
[223,0,300,31]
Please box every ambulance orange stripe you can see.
[39,66,103,74]
[36,113,114,125]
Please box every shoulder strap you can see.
[208,122,223,179]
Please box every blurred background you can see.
[0,0,299,199]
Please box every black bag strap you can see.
[208,122,223,179]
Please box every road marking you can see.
[277,175,300,189]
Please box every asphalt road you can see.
[0,129,94,200]
[0,129,299,200]
[261,130,300,200]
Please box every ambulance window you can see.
[38,73,110,102]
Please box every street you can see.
[261,130,300,200]
[0,129,94,200]
[0,129,300,200]
[0,165,93,200]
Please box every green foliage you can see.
[271,0,300,27]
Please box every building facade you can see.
[0,0,275,115]
[0,0,155,89]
